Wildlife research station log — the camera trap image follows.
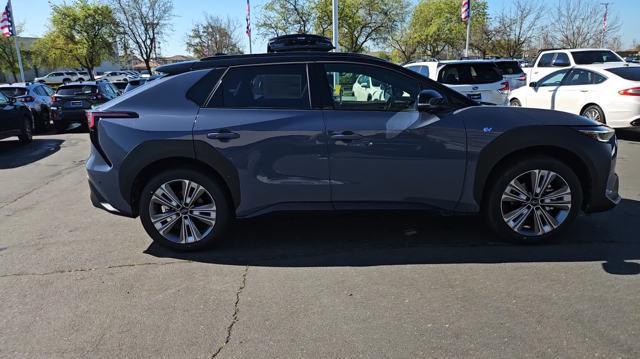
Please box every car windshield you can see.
[439,63,502,84]
[0,87,27,97]
[571,50,623,64]
[606,67,640,81]
[494,61,523,75]
[56,85,98,95]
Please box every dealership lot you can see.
[1,132,640,358]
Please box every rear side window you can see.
[563,69,604,85]
[553,53,570,67]
[0,87,27,97]
[494,61,523,75]
[606,67,640,81]
[537,53,555,67]
[208,64,309,109]
[572,50,622,64]
[438,63,502,84]
[56,85,98,95]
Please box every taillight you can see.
[499,81,510,93]
[51,96,57,103]
[18,96,34,102]
[91,93,105,101]
[517,73,526,82]
[86,111,138,129]
[618,87,640,96]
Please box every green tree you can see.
[315,0,407,53]
[34,0,118,79]
[410,0,488,59]
[256,0,317,38]
[0,36,26,82]
[186,15,243,57]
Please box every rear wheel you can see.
[581,104,605,124]
[139,167,231,251]
[62,78,71,84]
[18,115,33,144]
[509,98,522,107]
[483,156,582,243]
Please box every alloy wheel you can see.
[500,169,572,237]
[148,179,217,244]
[583,108,602,122]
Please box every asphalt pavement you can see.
[1,130,639,358]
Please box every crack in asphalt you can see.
[0,160,85,210]
[0,260,190,279]
[211,265,249,358]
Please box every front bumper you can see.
[583,137,621,213]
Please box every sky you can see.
[11,0,640,57]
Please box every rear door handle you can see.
[330,132,363,141]
[207,131,240,140]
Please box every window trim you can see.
[537,69,570,87]
[203,62,312,110]
[561,68,608,86]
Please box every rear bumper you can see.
[86,146,136,217]
[51,108,89,124]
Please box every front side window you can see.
[323,63,420,112]
[537,53,555,67]
[0,92,8,104]
[538,70,569,87]
[553,53,570,67]
[208,64,309,109]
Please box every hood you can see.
[456,106,600,128]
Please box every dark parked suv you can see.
[51,80,119,132]
[0,82,55,132]
[86,35,620,251]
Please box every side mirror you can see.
[8,97,16,104]
[529,82,538,88]
[417,89,446,112]
[360,83,370,88]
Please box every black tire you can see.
[54,122,67,134]
[33,110,50,132]
[62,78,71,84]
[18,115,33,144]
[139,167,231,251]
[77,78,85,82]
[581,104,606,124]
[510,98,522,107]
[482,156,583,244]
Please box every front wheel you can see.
[483,156,583,243]
[581,105,606,124]
[139,167,231,251]
[510,98,522,107]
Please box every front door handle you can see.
[207,130,240,140]
[330,132,363,141]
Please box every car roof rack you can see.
[267,34,334,53]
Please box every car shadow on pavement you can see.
[616,129,640,142]
[0,138,64,169]
[145,199,640,275]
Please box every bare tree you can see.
[492,0,545,57]
[550,0,620,48]
[387,0,417,63]
[256,0,316,39]
[186,15,243,57]
[111,0,174,73]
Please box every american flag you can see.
[461,0,471,22]
[245,0,251,37]
[1,1,14,38]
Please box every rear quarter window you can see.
[606,67,640,81]
[494,61,523,75]
[438,63,502,84]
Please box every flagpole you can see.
[7,0,24,82]
[246,0,252,54]
[464,17,471,58]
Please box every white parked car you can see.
[352,74,386,101]
[405,60,510,105]
[34,71,81,85]
[96,71,136,83]
[509,64,640,128]
[523,48,626,84]
[493,59,527,90]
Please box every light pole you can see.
[332,0,338,52]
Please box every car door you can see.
[0,92,20,133]
[526,69,570,110]
[554,69,607,114]
[193,64,331,217]
[318,62,467,211]
[352,75,371,101]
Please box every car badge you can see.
[472,86,479,91]
[483,127,493,133]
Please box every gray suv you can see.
[86,35,620,251]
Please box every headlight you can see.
[576,126,615,143]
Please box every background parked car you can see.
[0,91,33,144]
[493,59,527,90]
[51,80,119,132]
[0,82,55,132]
[523,48,626,83]
[509,64,640,128]
[97,71,136,83]
[34,71,83,85]
[405,60,509,105]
